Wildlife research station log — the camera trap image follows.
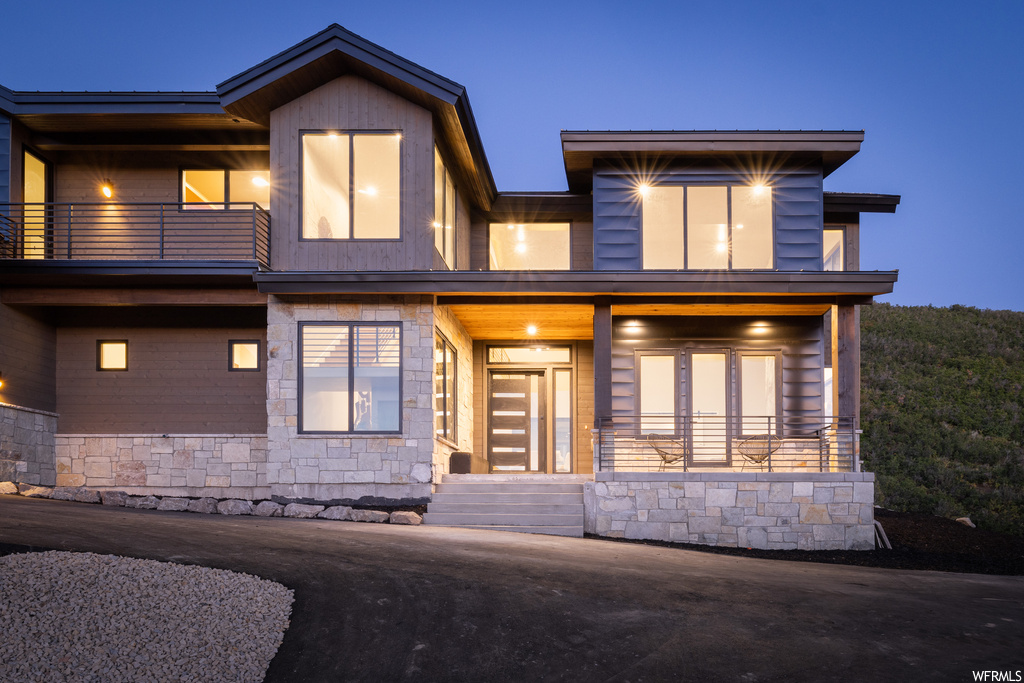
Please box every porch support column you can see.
[593,298,612,421]
[836,304,860,429]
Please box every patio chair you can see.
[644,434,688,471]
[737,434,782,471]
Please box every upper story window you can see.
[301,132,400,240]
[182,169,270,209]
[641,184,773,270]
[434,147,456,268]
[823,228,845,271]
[489,223,571,270]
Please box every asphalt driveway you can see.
[2,494,1022,682]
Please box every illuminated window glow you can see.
[97,341,128,371]
[489,223,570,270]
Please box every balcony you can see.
[0,203,270,269]
[595,415,860,473]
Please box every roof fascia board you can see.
[2,91,224,115]
[824,192,901,214]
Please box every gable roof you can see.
[217,24,496,209]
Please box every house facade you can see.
[0,26,898,549]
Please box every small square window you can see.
[230,340,261,371]
[97,341,128,371]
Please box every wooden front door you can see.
[487,371,547,472]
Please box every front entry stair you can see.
[423,474,588,537]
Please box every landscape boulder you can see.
[187,497,218,514]
[73,489,102,504]
[284,503,324,518]
[0,482,18,495]
[254,501,284,517]
[318,506,353,521]
[18,485,52,498]
[350,509,390,523]
[125,495,159,509]
[100,490,129,507]
[50,487,79,501]
[217,499,254,516]
[157,497,190,512]
[390,511,423,526]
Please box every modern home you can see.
[0,25,898,549]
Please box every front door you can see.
[488,371,547,472]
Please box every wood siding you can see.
[0,304,56,412]
[592,162,825,271]
[269,75,435,272]
[0,113,10,203]
[610,316,825,421]
[55,308,267,434]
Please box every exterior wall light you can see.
[0,371,4,389]
[100,181,114,198]
[526,324,538,336]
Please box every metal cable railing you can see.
[594,414,859,473]
[0,202,270,268]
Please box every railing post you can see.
[159,204,165,259]
[591,427,601,474]
[252,204,258,260]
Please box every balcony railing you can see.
[595,415,859,473]
[0,203,270,268]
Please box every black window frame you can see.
[298,321,403,435]
[434,331,457,444]
[96,340,129,372]
[298,130,403,242]
[228,339,262,372]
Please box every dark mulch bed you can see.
[587,508,1024,576]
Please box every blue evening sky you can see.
[3,1,1022,311]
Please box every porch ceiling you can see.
[447,304,595,340]
[611,303,831,317]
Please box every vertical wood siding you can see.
[55,309,267,434]
[269,75,434,272]
[0,304,57,412]
[593,163,825,271]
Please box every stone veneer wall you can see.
[53,434,269,499]
[266,295,436,504]
[432,305,474,476]
[0,402,58,486]
[585,472,875,550]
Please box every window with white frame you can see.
[300,323,401,433]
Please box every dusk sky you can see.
[4,1,1022,311]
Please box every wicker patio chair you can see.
[644,434,688,471]
[737,434,782,471]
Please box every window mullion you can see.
[348,324,355,433]
[348,135,355,240]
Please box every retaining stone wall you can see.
[54,434,269,499]
[266,295,435,504]
[0,402,57,486]
[585,472,875,550]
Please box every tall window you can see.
[300,323,401,433]
[638,353,676,434]
[739,353,779,435]
[823,229,845,271]
[642,184,773,269]
[489,223,571,270]
[434,333,457,442]
[302,132,400,240]
[434,147,456,269]
[181,169,270,209]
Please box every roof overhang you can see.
[824,192,901,214]
[216,24,496,209]
[254,270,897,297]
[560,130,864,193]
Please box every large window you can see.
[434,147,456,269]
[642,184,773,269]
[739,353,779,435]
[181,169,270,209]
[638,353,676,434]
[302,132,400,240]
[489,223,571,270]
[434,333,457,442]
[300,323,401,433]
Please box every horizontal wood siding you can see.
[593,163,825,271]
[269,75,434,272]
[610,316,824,421]
[56,308,267,434]
[0,304,57,412]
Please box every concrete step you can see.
[422,512,584,527]
[434,483,585,494]
[441,473,592,483]
[426,502,584,515]
[443,525,585,538]
[431,492,583,505]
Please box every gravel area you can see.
[0,551,294,682]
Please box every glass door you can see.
[22,149,50,259]
[689,351,730,464]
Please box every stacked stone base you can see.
[1,403,58,486]
[585,472,875,550]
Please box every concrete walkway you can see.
[2,494,1022,682]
